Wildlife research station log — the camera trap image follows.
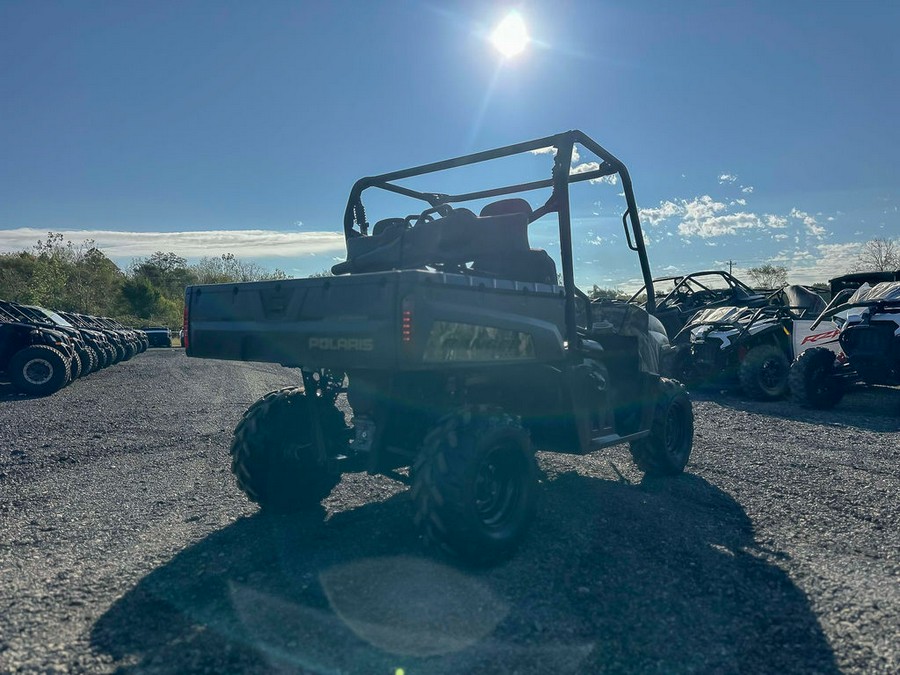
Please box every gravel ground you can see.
[0,349,897,674]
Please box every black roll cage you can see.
[340,130,655,349]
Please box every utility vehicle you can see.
[185,130,694,564]
[669,285,837,399]
[3,301,105,378]
[791,281,900,409]
[141,326,173,348]
[628,270,768,338]
[0,302,74,396]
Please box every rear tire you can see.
[739,344,790,400]
[230,387,344,512]
[8,345,70,396]
[412,409,538,566]
[789,347,844,409]
[630,378,693,476]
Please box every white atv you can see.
[790,281,900,409]
[669,285,841,400]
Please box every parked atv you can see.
[629,270,769,339]
[0,303,74,396]
[791,281,900,409]
[669,284,836,400]
[2,301,103,378]
[185,130,694,565]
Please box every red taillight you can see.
[401,296,413,344]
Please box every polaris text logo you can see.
[308,337,374,352]
[800,329,840,345]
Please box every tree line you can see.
[0,233,286,329]
[2,231,896,328]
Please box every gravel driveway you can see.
[1,350,897,673]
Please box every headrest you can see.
[480,198,533,219]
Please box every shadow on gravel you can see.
[0,382,34,402]
[91,472,838,674]
[692,386,900,433]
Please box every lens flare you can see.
[491,12,529,58]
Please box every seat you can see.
[783,285,826,317]
[471,200,558,284]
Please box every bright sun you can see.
[491,12,529,58]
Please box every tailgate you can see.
[185,274,399,369]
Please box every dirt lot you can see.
[1,350,898,674]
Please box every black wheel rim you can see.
[474,444,523,530]
[759,357,787,393]
[810,364,835,398]
[663,402,687,460]
[23,358,53,385]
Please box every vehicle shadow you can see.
[691,385,900,433]
[0,381,35,402]
[91,471,838,674]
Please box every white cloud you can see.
[784,242,862,285]
[569,162,618,185]
[529,146,555,156]
[638,195,788,239]
[530,145,580,161]
[0,227,346,259]
[590,174,618,185]
[678,210,777,238]
[639,200,681,226]
[571,161,599,174]
[741,186,754,194]
[718,174,737,184]
[789,208,827,238]
[682,195,728,222]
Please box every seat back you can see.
[472,199,557,284]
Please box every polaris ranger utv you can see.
[185,130,694,564]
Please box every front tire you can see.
[68,350,83,381]
[78,346,98,374]
[739,344,790,400]
[630,378,694,476]
[8,345,71,396]
[789,347,844,409]
[230,387,345,512]
[412,409,539,566]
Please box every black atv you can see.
[629,270,769,339]
[2,301,102,379]
[791,280,900,410]
[0,303,75,396]
[669,285,830,400]
[185,130,694,565]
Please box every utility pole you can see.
[728,259,734,274]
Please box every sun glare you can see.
[491,12,529,58]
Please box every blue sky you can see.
[1,0,897,287]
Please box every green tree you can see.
[130,251,197,300]
[0,251,39,303]
[120,277,163,318]
[192,253,288,283]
